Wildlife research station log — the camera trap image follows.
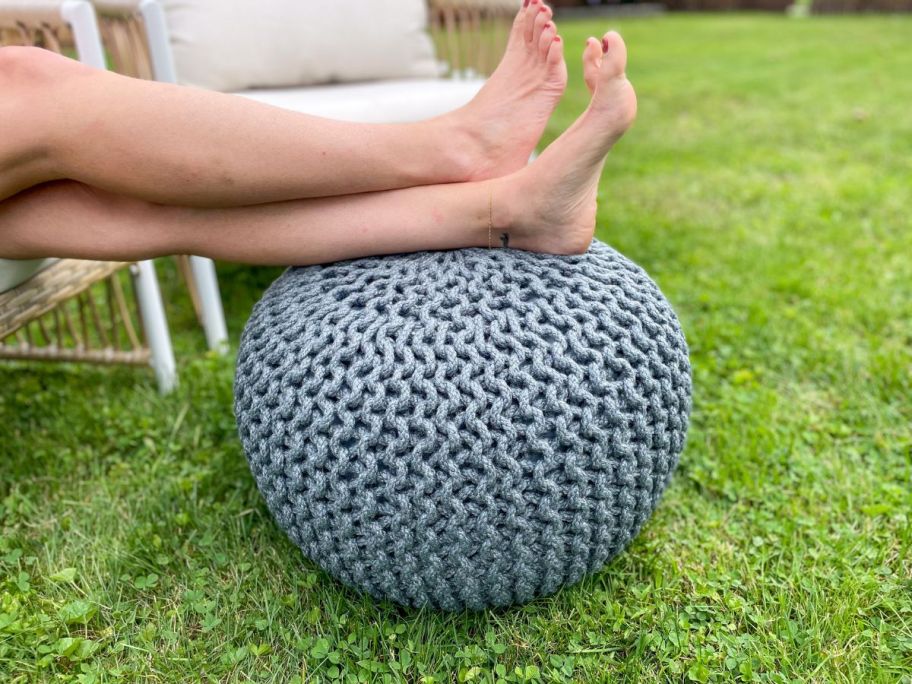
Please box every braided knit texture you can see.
[234,240,691,611]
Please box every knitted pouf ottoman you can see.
[234,240,691,611]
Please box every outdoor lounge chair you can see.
[0,0,228,393]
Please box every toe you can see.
[532,5,553,46]
[511,2,528,37]
[599,31,628,79]
[538,21,556,57]
[523,0,540,43]
[547,34,565,68]
[583,37,602,94]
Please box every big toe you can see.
[599,31,628,80]
[510,2,527,39]
[524,0,544,43]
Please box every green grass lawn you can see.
[2,13,911,683]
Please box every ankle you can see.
[483,175,526,249]
[492,176,520,232]
[400,110,481,187]
[422,114,481,185]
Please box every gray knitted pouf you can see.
[234,240,691,611]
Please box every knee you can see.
[0,47,90,173]
[0,46,84,92]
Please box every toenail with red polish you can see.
[602,37,610,53]
[523,0,529,6]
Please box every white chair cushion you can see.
[160,0,440,92]
[234,78,485,124]
[0,258,56,294]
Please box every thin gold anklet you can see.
[487,190,494,249]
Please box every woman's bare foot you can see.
[494,31,637,255]
[450,0,568,181]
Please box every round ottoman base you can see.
[234,241,691,610]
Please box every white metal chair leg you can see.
[189,256,228,353]
[132,260,177,393]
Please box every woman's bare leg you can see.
[1,180,503,264]
[0,1,566,207]
[1,33,635,265]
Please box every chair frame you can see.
[1,0,235,392]
[0,0,514,392]
[0,0,181,390]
